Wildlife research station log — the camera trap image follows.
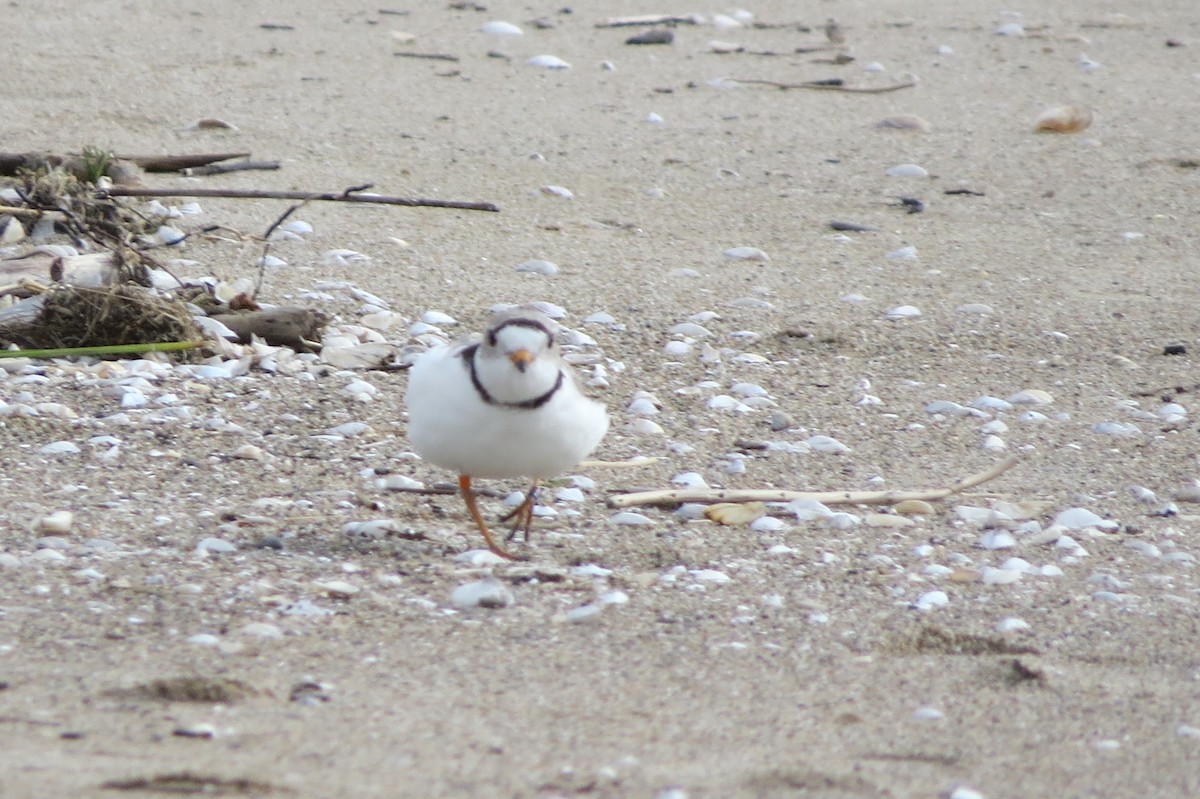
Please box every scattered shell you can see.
[705,502,766,526]
[1034,106,1093,134]
[540,185,574,199]
[876,114,931,132]
[723,246,770,262]
[1007,389,1053,405]
[886,164,928,178]
[527,54,571,70]
[450,578,514,609]
[996,617,1031,633]
[913,590,949,611]
[994,21,1025,36]
[895,499,935,516]
[480,21,523,37]
[886,245,918,260]
[516,259,559,275]
[608,511,655,526]
[35,511,74,534]
[1054,507,1117,531]
[886,305,922,321]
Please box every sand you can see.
[2,1,1199,797]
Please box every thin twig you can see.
[607,455,1020,509]
[255,199,313,301]
[393,52,460,62]
[100,186,500,212]
[730,77,917,93]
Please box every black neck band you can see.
[461,344,564,409]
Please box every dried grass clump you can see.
[34,284,199,349]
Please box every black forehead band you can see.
[486,317,554,347]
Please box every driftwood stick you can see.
[121,152,251,172]
[185,160,281,177]
[607,455,1019,509]
[596,14,701,27]
[100,186,500,212]
[731,77,917,93]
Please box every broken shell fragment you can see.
[1033,105,1093,134]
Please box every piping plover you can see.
[405,307,609,559]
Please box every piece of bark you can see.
[0,251,120,289]
[209,307,328,351]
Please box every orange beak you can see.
[509,349,534,372]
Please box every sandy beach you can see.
[2,2,1199,797]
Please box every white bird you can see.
[404,307,609,559]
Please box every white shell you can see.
[480,21,523,37]
[723,246,770,261]
[527,54,571,70]
[450,578,514,609]
[886,305,922,321]
[886,164,928,177]
[516,259,559,275]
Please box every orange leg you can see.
[458,474,518,560]
[499,481,540,542]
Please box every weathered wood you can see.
[209,307,328,351]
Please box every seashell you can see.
[723,246,769,262]
[886,245,918,260]
[886,305,922,321]
[540,185,573,199]
[626,418,664,436]
[313,580,359,599]
[876,114,931,132]
[608,511,655,526]
[321,342,394,370]
[750,516,787,532]
[583,311,616,325]
[894,499,935,516]
[480,21,523,37]
[1054,507,1117,531]
[981,434,1007,452]
[993,21,1024,36]
[807,435,849,454]
[886,164,928,177]
[281,220,313,235]
[451,578,514,609]
[669,322,712,337]
[979,530,1017,550]
[981,567,1023,585]
[864,61,885,72]
[516,259,559,275]
[864,513,914,528]
[912,590,949,611]
[1007,389,1053,405]
[1033,105,1093,134]
[40,441,81,455]
[323,249,371,266]
[956,303,993,315]
[527,54,571,70]
[712,13,742,31]
[663,340,691,357]
[671,472,709,489]
[705,502,766,526]
[155,225,185,245]
[36,511,74,534]
[690,569,732,584]
[1093,421,1140,436]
